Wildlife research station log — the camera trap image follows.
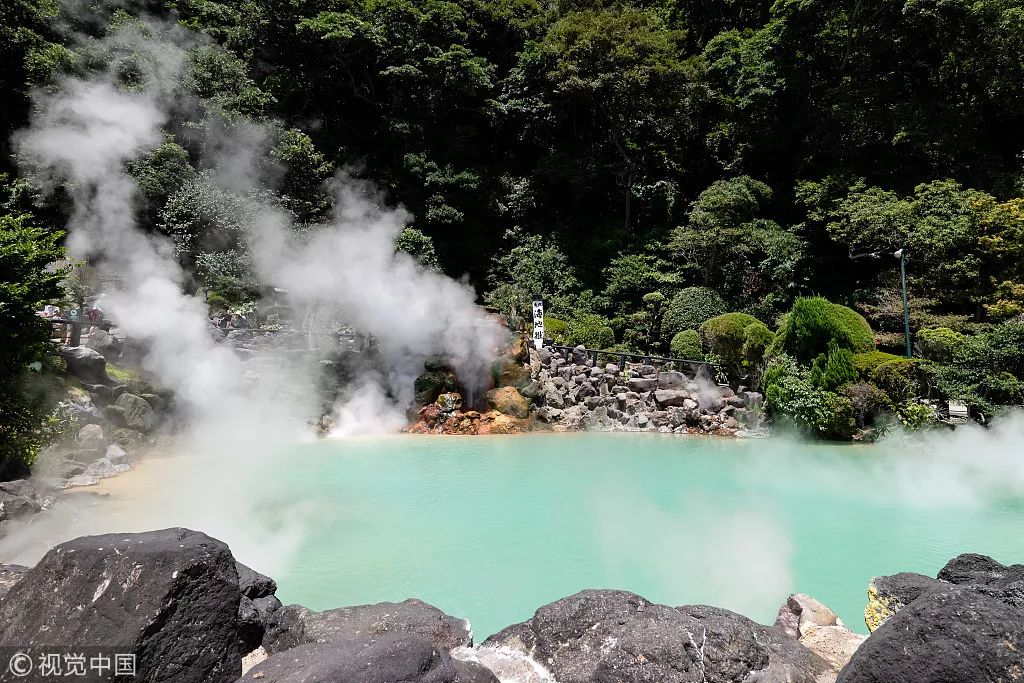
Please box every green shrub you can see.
[660,287,727,344]
[556,313,616,349]
[762,354,857,440]
[987,319,1024,378]
[775,297,875,362]
[898,401,938,430]
[700,312,760,362]
[870,358,921,402]
[543,315,569,344]
[915,327,965,362]
[811,340,859,390]
[980,371,1023,406]
[743,321,775,362]
[206,292,230,312]
[852,350,907,377]
[670,330,702,359]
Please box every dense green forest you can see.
[3,0,1024,452]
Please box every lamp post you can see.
[894,249,911,358]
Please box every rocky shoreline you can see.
[409,337,765,437]
[0,527,1018,682]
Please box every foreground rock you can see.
[237,562,283,654]
[60,345,109,383]
[0,528,242,683]
[775,594,865,673]
[841,552,1024,682]
[863,572,943,631]
[265,598,472,654]
[240,634,497,683]
[484,589,833,682]
[937,552,1024,607]
[838,585,1024,682]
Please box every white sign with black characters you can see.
[531,297,545,349]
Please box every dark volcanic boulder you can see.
[264,598,472,655]
[60,346,109,383]
[938,553,1024,607]
[413,369,459,405]
[0,528,242,683]
[483,590,832,683]
[837,584,1024,683]
[864,571,944,631]
[239,633,497,683]
[236,562,282,654]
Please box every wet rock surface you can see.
[0,564,28,599]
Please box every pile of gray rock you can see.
[524,345,765,436]
[0,527,1018,683]
[42,346,167,492]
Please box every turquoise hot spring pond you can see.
[266,430,1024,640]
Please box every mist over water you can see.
[2,418,1023,636]
[8,15,502,568]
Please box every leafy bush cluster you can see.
[0,210,69,474]
[761,299,941,438]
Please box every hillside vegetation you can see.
[3,0,1024,448]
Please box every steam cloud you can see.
[6,15,502,569]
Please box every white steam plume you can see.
[6,15,503,568]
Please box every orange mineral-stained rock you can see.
[485,386,531,419]
[477,411,524,435]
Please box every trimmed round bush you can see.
[776,297,874,362]
[670,329,702,359]
[852,350,906,377]
[742,321,774,363]
[660,287,727,345]
[594,326,615,349]
[700,312,760,361]
[915,327,965,362]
